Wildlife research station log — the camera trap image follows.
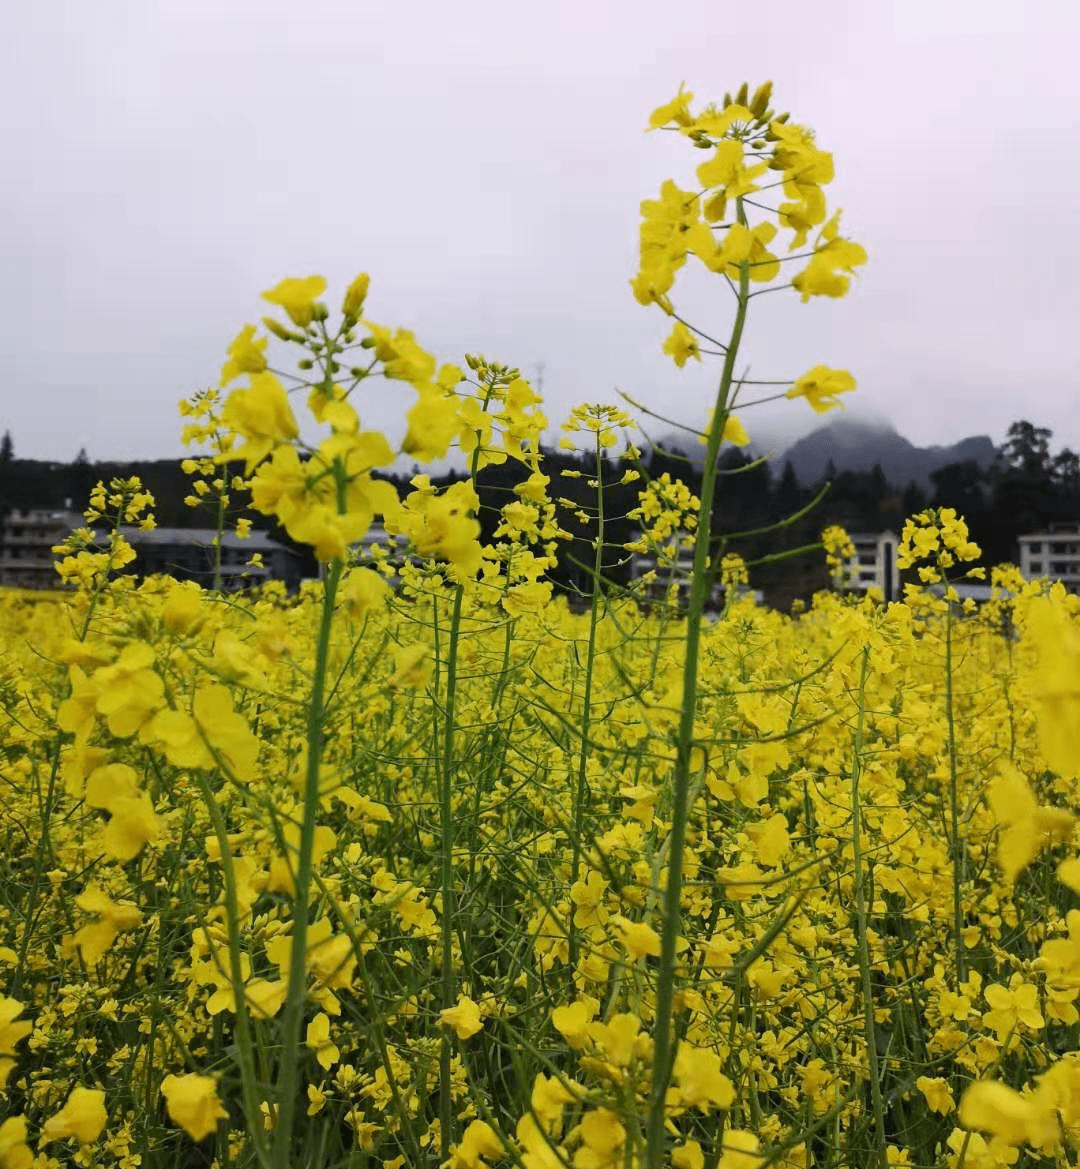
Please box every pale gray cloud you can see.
[2,0,1078,465]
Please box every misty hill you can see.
[773,417,997,492]
[653,416,998,493]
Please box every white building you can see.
[627,533,736,609]
[842,531,900,602]
[351,519,399,559]
[0,506,83,588]
[0,508,303,591]
[1018,524,1080,594]
[628,545,695,584]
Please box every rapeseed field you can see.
[2,82,1079,1169]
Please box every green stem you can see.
[438,582,464,1165]
[212,491,226,592]
[569,431,607,957]
[193,770,271,1169]
[645,196,752,1169]
[271,553,342,1169]
[850,646,887,1169]
[945,596,966,982]
[435,373,499,1162]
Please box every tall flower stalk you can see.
[272,551,342,1169]
[646,198,753,1166]
[636,81,866,1164]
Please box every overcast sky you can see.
[3,0,1078,467]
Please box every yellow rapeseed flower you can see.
[786,366,856,414]
[959,1079,1059,1149]
[40,1086,108,1145]
[160,1073,228,1142]
[261,275,327,327]
[440,995,483,1039]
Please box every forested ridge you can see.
[0,419,1076,604]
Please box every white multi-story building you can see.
[841,531,900,602]
[1018,524,1080,594]
[0,508,303,591]
[0,506,83,588]
[627,533,740,609]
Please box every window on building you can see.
[1028,541,1042,553]
[1051,562,1069,575]
[858,554,877,566]
[1030,561,1043,573]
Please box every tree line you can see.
[0,420,1076,605]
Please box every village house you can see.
[0,506,84,588]
[840,530,900,602]
[1017,523,1080,594]
[0,506,302,591]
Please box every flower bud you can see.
[750,81,772,119]
[735,82,749,107]
[342,273,370,321]
[262,316,298,342]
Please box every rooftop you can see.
[1018,524,1080,540]
[119,526,294,553]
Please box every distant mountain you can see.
[650,415,998,493]
[773,417,997,492]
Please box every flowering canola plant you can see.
[1,80,1080,1169]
